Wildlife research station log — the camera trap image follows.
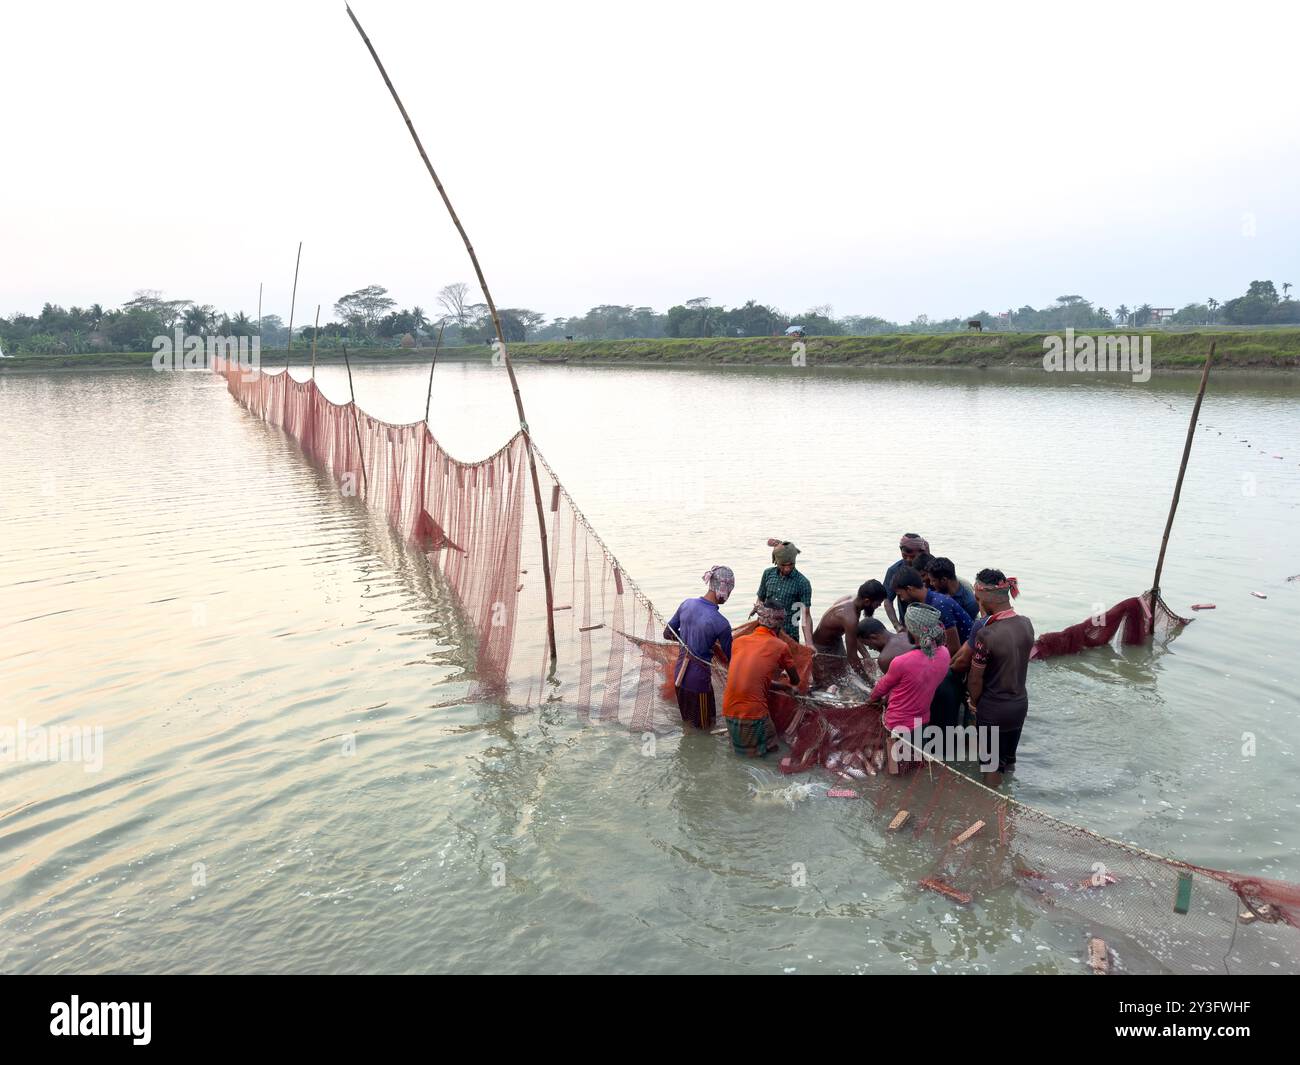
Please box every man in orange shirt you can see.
[722,601,801,757]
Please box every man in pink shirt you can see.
[866,603,950,773]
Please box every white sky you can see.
[2,0,1297,324]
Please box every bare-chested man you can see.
[811,581,886,684]
[875,627,915,674]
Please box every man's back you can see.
[666,596,731,692]
[974,614,1035,712]
[723,627,794,719]
[877,632,913,673]
[926,588,973,643]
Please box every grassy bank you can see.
[510,330,1300,369]
[4,330,1298,373]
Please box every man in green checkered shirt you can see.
[754,539,812,642]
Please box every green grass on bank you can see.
[4,330,1299,372]
[511,330,1300,369]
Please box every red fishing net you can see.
[1031,591,1192,659]
[215,358,1299,973]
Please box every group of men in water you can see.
[663,534,1034,786]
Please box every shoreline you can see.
[4,328,1299,376]
[5,357,1299,379]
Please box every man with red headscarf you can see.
[965,568,1033,786]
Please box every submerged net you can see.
[1032,592,1192,659]
[215,358,1300,973]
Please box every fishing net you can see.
[1031,591,1191,659]
[215,358,1300,973]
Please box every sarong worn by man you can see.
[664,565,735,729]
[722,602,799,757]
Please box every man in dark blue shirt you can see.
[925,557,979,620]
[891,566,971,652]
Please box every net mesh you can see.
[216,358,1300,973]
[1031,591,1191,659]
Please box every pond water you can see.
[1,359,1297,973]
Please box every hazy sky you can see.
[3,0,1297,324]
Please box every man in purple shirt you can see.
[664,565,736,729]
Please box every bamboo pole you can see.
[342,342,369,497]
[311,305,321,379]
[287,241,302,367]
[345,4,558,665]
[424,320,446,423]
[1150,342,1215,631]
[257,282,263,337]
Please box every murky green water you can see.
[2,361,1298,973]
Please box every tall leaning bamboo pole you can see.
[424,320,446,423]
[1150,342,1215,633]
[346,4,558,665]
[342,342,369,497]
[287,241,303,367]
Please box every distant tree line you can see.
[3,280,1296,356]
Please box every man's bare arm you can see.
[950,641,973,673]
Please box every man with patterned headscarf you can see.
[754,538,813,643]
[664,565,736,730]
[866,602,951,774]
[721,599,800,757]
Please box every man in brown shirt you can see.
[966,568,1034,786]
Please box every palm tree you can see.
[1207,298,1219,325]
[1115,304,1131,327]
[1283,283,1293,301]
[182,304,210,335]
[409,305,429,338]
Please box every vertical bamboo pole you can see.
[1150,342,1215,631]
[424,320,446,424]
[287,241,302,367]
[311,305,321,379]
[346,4,558,665]
[257,282,263,337]
[342,342,369,497]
